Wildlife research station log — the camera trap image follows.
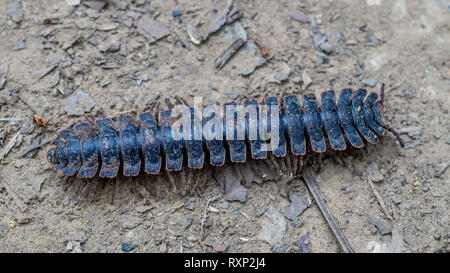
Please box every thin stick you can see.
[0,117,23,122]
[0,131,20,163]
[18,94,43,116]
[302,168,354,253]
[199,195,220,245]
[367,177,392,220]
[214,38,245,69]
[21,139,53,157]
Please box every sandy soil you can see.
[0,0,448,253]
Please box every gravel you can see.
[64,90,96,116]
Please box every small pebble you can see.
[291,10,307,23]
[64,90,96,116]
[121,242,136,252]
[298,234,311,253]
[367,163,384,183]
[13,39,25,51]
[361,78,377,87]
[172,10,183,17]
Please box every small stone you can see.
[172,10,183,17]
[391,195,402,205]
[342,184,359,193]
[398,126,423,139]
[205,240,228,253]
[159,243,167,253]
[97,23,118,31]
[302,70,312,88]
[269,63,291,84]
[20,117,32,134]
[368,216,392,235]
[111,0,128,10]
[135,205,152,213]
[208,206,219,213]
[121,215,143,229]
[13,39,25,51]
[285,193,310,222]
[298,234,311,253]
[136,15,170,44]
[83,1,106,11]
[434,162,450,178]
[16,214,32,224]
[99,77,111,88]
[64,90,95,116]
[99,39,121,53]
[217,201,229,209]
[139,74,149,82]
[258,206,286,246]
[121,242,136,252]
[367,164,384,183]
[313,34,335,54]
[361,78,377,87]
[69,232,88,244]
[66,0,81,5]
[310,19,319,34]
[369,36,379,46]
[185,199,195,210]
[315,55,328,66]
[6,1,23,23]
[30,175,45,193]
[180,218,191,230]
[66,241,82,253]
[232,90,240,99]
[291,10,307,23]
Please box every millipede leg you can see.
[179,169,188,195]
[278,156,287,174]
[268,154,282,174]
[167,173,178,194]
[384,124,405,147]
[249,160,264,179]
[291,154,299,176]
[284,153,293,176]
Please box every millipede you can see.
[47,85,403,191]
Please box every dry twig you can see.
[302,168,354,253]
[367,177,392,220]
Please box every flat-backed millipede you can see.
[47,86,403,181]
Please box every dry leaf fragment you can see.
[32,114,47,127]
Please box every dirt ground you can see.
[0,0,448,253]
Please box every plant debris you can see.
[214,38,245,69]
[23,135,41,158]
[32,114,47,128]
[0,66,8,90]
[187,24,203,45]
[32,64,58,79]
[205,0,242,40]
[0,131,20,162]
[135,15,170,44]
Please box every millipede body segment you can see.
[47,88,395,179]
